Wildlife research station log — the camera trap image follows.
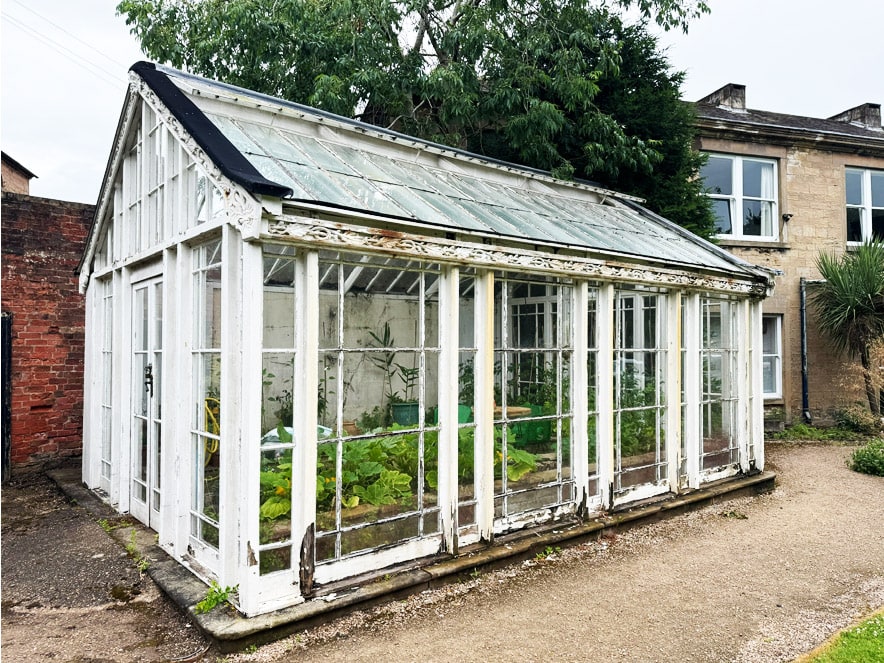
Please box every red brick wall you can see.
[1,192,93,466]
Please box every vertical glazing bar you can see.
[749,299,765,472]
[81,282,100,487]
[595,283,615,509]
[571,282,589,511]
[665,291,681,491]
[438,266,459,553]
[731,299,748,472]
[237,240,264,615]
[473,270,495,542]
[682,293,701,489]
[219,224,242,585]
[293,249,319,595]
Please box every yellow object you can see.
[204,398,220,464]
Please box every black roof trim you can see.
[131,62,293,199]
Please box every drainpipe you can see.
[800,278,826,424]
[800,278,811,423]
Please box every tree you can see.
[811,241,884,415]
[118,0,713,234]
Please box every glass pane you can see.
[263,353,294,432]
[742,160,772,198]
[203,267,222,347]
[872,209,884,241]
[260,547,292,576]
[742,200,763,236]
[264,282,295,348]
[871,172,884,207]
[701,156,732,195]
[259,447,292,546]
[763,357,775,394]
[847,208,863,242]
[711,199,732,234]
[762,317,777,354]
[845,170,863,205]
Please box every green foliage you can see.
[618,372,659,456]
[118,0,712,235]
[769,424,863,442]
[833,405,883,436]
[848,439,884,477]
[807,611,884,663]
[811,241,884,414]
[258,423,538,527]
[535,545,562,560]
[194,581,238,614]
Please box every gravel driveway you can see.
[2,442,882,663]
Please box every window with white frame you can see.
[845,168,884,243]
[701,154,778,240]
[762,315,782,399]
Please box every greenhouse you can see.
[79,62,773,616]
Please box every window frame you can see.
[845,167,884,245]
[761,314,782,400]
[702,153,780,241]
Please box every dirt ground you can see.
[2,442,882,663]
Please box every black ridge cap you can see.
[618,198,774,286]
[131,62,293,199]
[152,62,620,197]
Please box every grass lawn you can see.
[799,609,884,662]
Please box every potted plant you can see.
[368,322,421,426]
[391,362,420,425]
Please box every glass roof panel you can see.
[408,189,491,232]
[283,133,358,175]
[321,143,398,183]
[207,114,267,156]
[282,162,362,206]
[372,182,449,224]
[245,154,311,198]
[327,173,411,218]
[236,121,315,167]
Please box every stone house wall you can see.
[1,192,93,466]
[696,135,884,425]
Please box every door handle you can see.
[144,363,154,398]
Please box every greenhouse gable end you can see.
[80,62,773,617]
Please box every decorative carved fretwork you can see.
[266,216,768,296]
[131,74,261,236]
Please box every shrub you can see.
[769,424,858,442]
[833,405,882,436]
[848,439,884,477]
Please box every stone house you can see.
[694,85,884,426]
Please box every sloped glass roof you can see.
[154,64,765,278]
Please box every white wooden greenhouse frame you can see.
[80,62,773,617]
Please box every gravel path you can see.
[2,443,881,662]
[225,443,884,663]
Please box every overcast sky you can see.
[2,0,883,204]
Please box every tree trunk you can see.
[860,347,881,416]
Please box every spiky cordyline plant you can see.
[811,240,884,415]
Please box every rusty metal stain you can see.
[246,541,257,566]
